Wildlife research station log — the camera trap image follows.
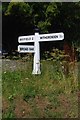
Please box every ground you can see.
[2,58,79,118]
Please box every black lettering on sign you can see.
[29,48,34,51]
[28,38,31,40]
[32,37,34,40]
[20,48,24,50]
[25,48,28,50]
[20,37,31,41]
[54,35,58,38]
[20,38,22,41]
[20,47,28,51]
[40,35,58,39]
[40,37,42,39]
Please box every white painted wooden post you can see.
[32,32,41,74]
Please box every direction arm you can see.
[39,32,64,42]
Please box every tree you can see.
[2,2,80,53]
[55,2,80,46]
[2,2,33,52]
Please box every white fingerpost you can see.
[32,32,41,74]
[18,32,64,75]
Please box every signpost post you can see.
[32,32,41,74]
[18,32,64,74]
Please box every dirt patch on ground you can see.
[14,96,32,118]
[58,94,78,118]
[78,91,80,99]
[33,96,50,117]
[35,96,49,109]
[58,94,70,118]
[14,95,51,118]
[2,97,9,115]
[78,91,80,118]
[59,94,70,108]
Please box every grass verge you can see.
[2,60,78,118]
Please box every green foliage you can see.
[2,3,9,14]
[23,86,36,102]
[5,2,31,16]
[2,2,80,52]
[46,3,59,19]
[38,21,51,33]
[3,105,15,118]
[42,48,70,62]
